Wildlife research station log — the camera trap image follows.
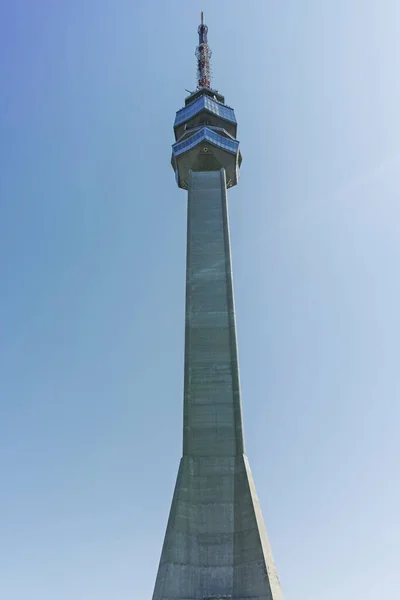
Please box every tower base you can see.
[152,454,284,600]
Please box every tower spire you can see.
[196,11,212,89]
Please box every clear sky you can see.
[0,1,399,598]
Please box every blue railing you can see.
[174,95,236,127]
[172,127,239,157]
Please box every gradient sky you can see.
[1,1,399,598]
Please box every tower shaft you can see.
[183,170,243,459]
[152,172,284,600]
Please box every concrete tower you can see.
[152,14,284,600]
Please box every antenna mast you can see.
[196,11,212,89]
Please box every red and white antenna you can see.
[196,11,212,89]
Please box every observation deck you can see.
[171,90,242,190]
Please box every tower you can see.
[152,14,284,600]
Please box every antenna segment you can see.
[196,11,212,89]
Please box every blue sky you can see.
[0,0,399,598]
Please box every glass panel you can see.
[174,96,237,127]
[173,127,239,157]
